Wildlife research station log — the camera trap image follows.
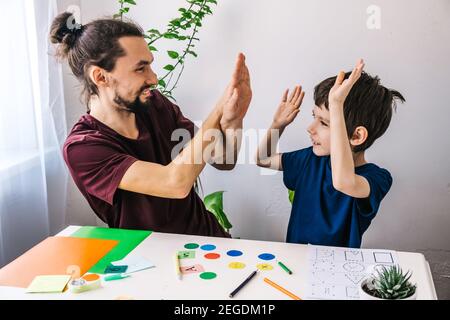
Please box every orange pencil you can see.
[264,277,302,300]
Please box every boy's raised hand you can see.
[273,86,305,129]
[329,59,365,107]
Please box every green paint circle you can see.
[200,272,217,280]
[184,243,200,250]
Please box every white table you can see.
[0,226,438,300]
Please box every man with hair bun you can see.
[50,12,252,237]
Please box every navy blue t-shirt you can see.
[282,147,392,248]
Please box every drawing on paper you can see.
[307,245,398,300]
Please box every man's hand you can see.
[329,59,365,107]
[219,53,253,130]
[272,86,305,129]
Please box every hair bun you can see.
[50,12,83,51]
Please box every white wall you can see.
[58,0,450,251]
[57,0,100,227]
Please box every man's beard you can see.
[113,86,152,114]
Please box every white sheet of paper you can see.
[307,245,398,300]
[111,256,155,274]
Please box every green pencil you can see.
[277,260,293,275]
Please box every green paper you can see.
[26,275,72,293]
[71,227,151,274]
[178,251,196,259]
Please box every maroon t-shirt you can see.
[63,90,229,238]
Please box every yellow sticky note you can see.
[26,275,72,293]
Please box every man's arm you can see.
[256,86,305,170]
[119,53,251,199]
[119,105,223,199]
[329,59,370,198]
[209,55,253,171]
[208,124,243,171]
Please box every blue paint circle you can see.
[227,250,243,257]
[258,253,276,261]
[200,244,216,251]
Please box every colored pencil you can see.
[277,260,293,275]
[174,252,182,280]
[264,277,301,300]
[229,270,258,298]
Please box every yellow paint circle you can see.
[257,263,274,271]
[228,262,246,269]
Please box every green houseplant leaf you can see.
[116,0,218,101]
[363,265,417,299]
[288,190,295,204]
[204,191,232,233]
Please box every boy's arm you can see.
[329,59,370,199]
[256,86,305,170]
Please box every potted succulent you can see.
[359,265,417,300]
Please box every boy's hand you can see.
[329,59,365,107]
[272,86,305,129]
[220,53,253,130]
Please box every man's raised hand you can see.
[220,53,253,129]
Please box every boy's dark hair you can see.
[314,71,405,153]
[49,12,144,107]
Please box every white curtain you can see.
[0,0,68,267]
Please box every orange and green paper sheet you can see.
[0,236,118,288]
[71,227,152,274]
[0,227,152,288]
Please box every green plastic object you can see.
[104,274,130,282]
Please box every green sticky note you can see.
[71,227,151,274]
[26,275,72,293]
[178,251,196,259]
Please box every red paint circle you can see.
[204,253,221,260]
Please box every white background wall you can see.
[57,0,450,252]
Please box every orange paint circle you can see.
[204,253,221,260]
[82,274,100,281]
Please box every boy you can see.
[256,60,405,248]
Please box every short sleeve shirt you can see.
[63,90,229,237]
[282,147,392,248]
